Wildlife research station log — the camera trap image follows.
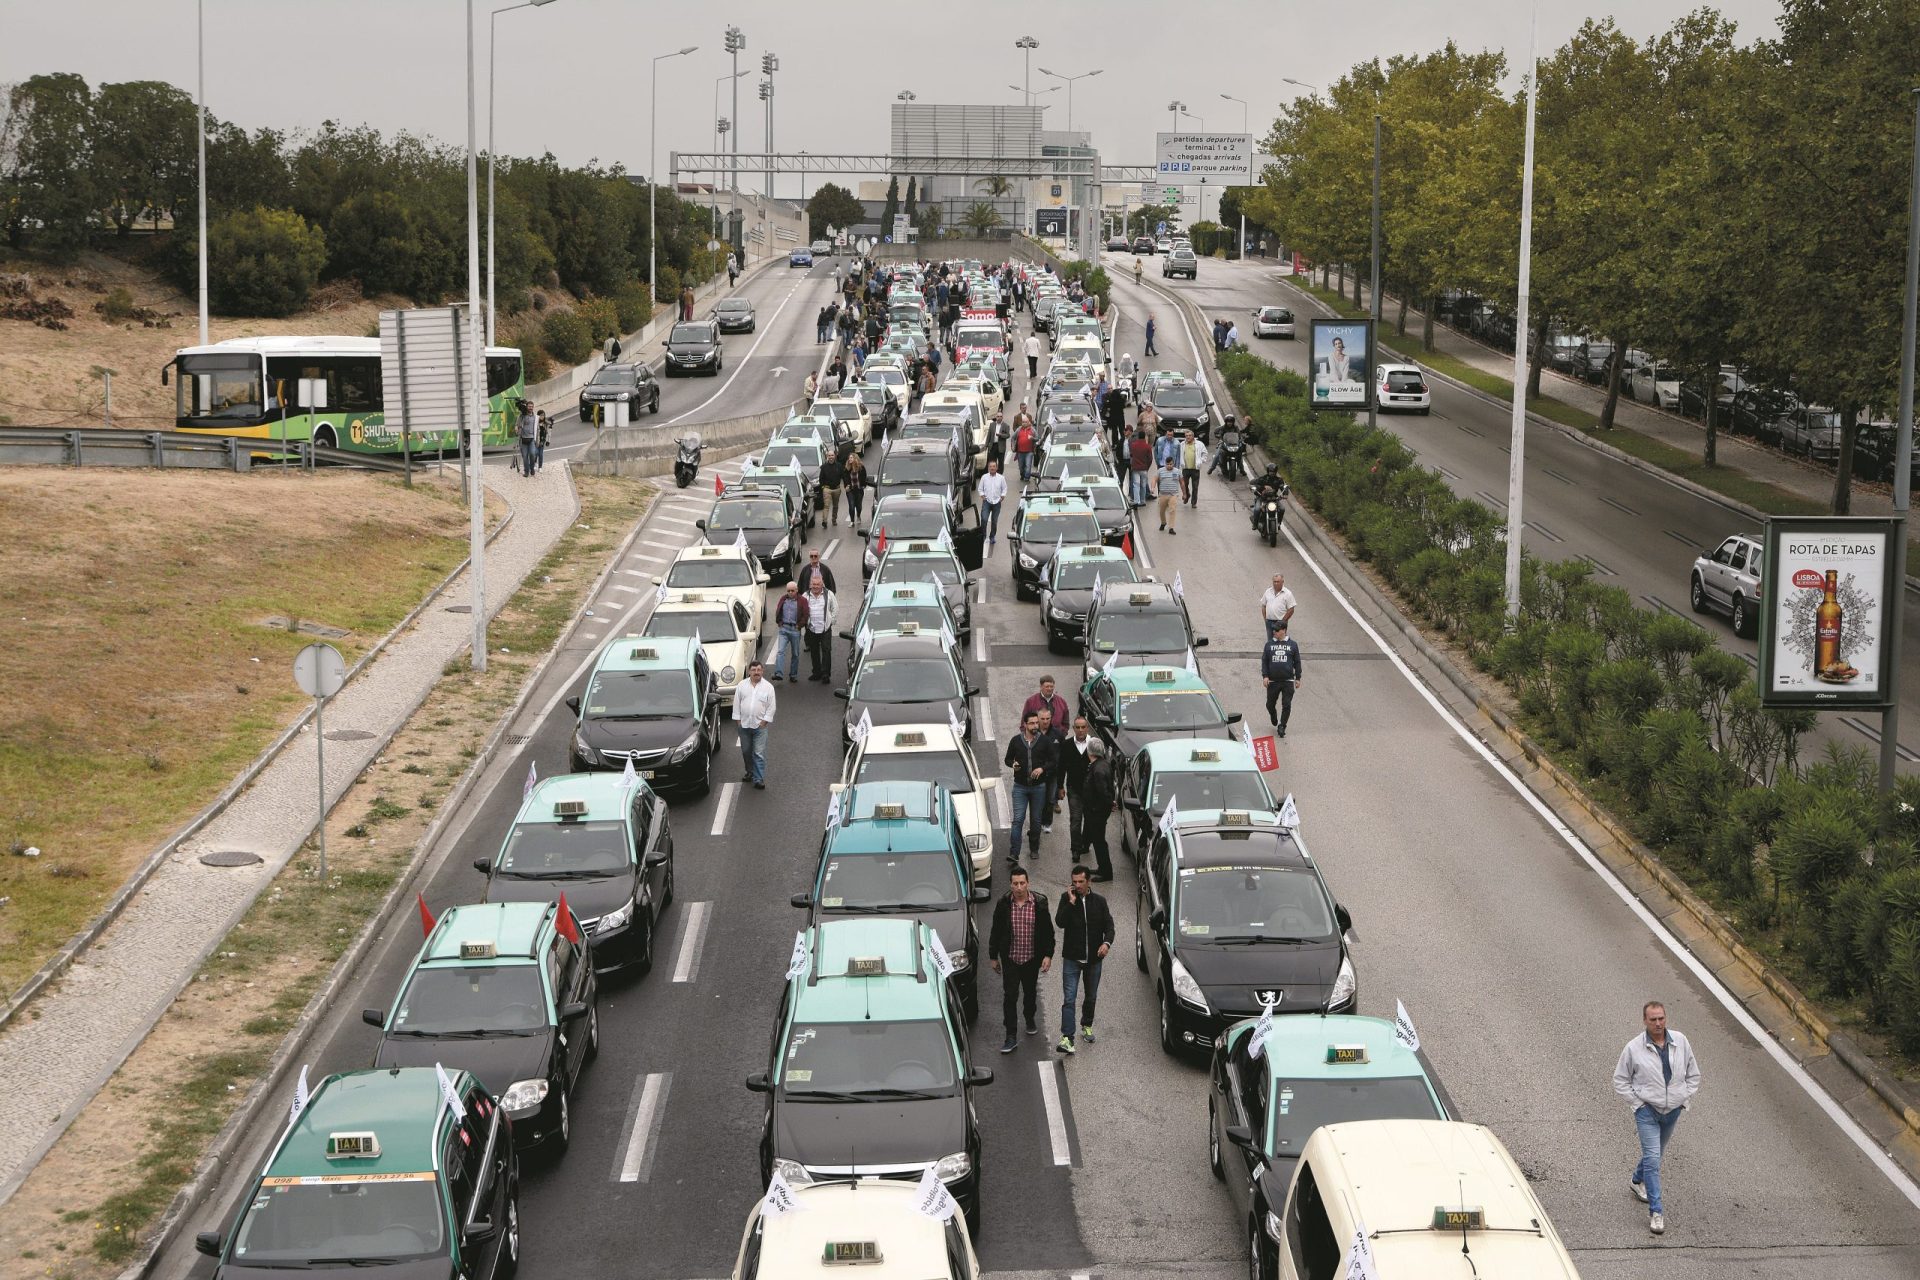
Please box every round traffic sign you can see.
[707,239,720,252]
[293,642,347,699]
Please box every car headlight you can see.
[499,1078,550,1112]
[772,1158,814,1185]
[1049,606,1071,620]
[932,1152,972,1182]
[771,535,791,557]
[598,899,635,933]
[1265,1210,1285,1243]
[1328,954,1356,1009]
[668,731,702,763]
[572,732,599,765]
[721,664,737,684]
[1169,954,1208,1012]
[947,948,971,971]
[616,391,631,401]
[1019,553,1038,569]
[965,833,988,854]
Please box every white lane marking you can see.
[977,576,988,605]
[993,780,1011,829]
[975,701,993,745]
[615,1072,671,1183]
[640,538,682,551]
[710,782,739,836]
[630,553,667,565]
[580,632,601,642]
[1280,516,1920,1211]
[514,577,668,756]
[821,537,841,560]
[666,278,813,426]
[620,569,652,578]
[973,627,986,665]
[1037,1062,1072,1166]
[671,902,711,983]
[653,514,699,528]
[605,584,637,594]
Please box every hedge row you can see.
[1217,349,1920,1054]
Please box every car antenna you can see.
[1458,1175,1478,1274]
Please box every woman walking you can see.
[844,454,869,526]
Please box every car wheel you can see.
[650,391,660,414]
[1208,1096,1226,1180]
[1246,1214,1265,1280]
[664,850,676,907]
[1689,574,1707,614]
[500,1191,521,1279]
[312,424,339,451]
[1158,983,1178,1055]
[1731,594,1751,639]
[965,1196,983,1243]
[635,914,655,975]
[585,1006,600,1062]
[1135,902,1148,972]
[552,1088,571,1156]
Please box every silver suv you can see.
[1689,533,1763,638]
[1162,247,1198,280]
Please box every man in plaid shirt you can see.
[988,867,1055,1055]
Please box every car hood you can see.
[1113,723,1232,761]
[720,528,791,554]
[1043,587,1099,619]
[578,715,699,755]
[375,1030,553,1099]
[1015,538,1099,572]
[774,1096,967,1170]
[847,698,969,738]
[582,383,642,400]
[1085,648,1194,681]
[219,1259,454,1280]
[485,871,636,924]
[1174,939,1344,1016]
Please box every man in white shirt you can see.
[731,661,776,789]
[979,460,1009,550]
[1611,1001,1701,1235]
[1260,572,1297,638]
[803,580,838,682]
[1024,332,1042,380]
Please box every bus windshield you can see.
[177,354,267,425]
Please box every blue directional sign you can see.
[1157,221,1167,236]
[883,235,893,244]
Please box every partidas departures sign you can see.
[1759,516,1901,708]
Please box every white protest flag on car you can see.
[787,930,811,980]
[1102,649,1119,675]
[1239,721,1255,750]
[523,762,537,802]
[734,526,750,550]
[1172,570,1185,598]
[763,1171,806,1218]
[1091,571,1103,602]
[912,1165,961,1222]
[1344,1224,1379,1280]
[1247,993,1279,1060]
[622,755,639,794]
[1185,647,1199,674]
[1278,792,1300,830]
[825,791,842,833]
[857,623,874,654]
[853,707,874,745]
[1159,794,1181,838]
[947,701,967,744]
[655,579,670,606]
[926,926,955,978]
[1393,1000,1421,1053]
[289,1063,311,1124]
[937,524,954,551]
[434,1062,466,1123]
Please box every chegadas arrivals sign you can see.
[1760,517,1899,707]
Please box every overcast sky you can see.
[3,0,1782,194]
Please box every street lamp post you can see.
[1038,65,1100,136]
[713,68,747,236]
[195,0,207,346]
[1042,66,1102,257]
[725,25,745,198]
[487,0,559,346]
[651,46,698,309]
[1881,86,1920,793]
[1222,92,1249,259]
[1368,110,1380,429]
[760,53,779,197]
[463,0,488,670]
[1015,36,1038,106]
[1177,106,1206,223]
[1504,8,1540,620]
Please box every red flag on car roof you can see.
[715,473,724,496]
[1121,529,1134,560]
[874,526,888,557]
[417,892,436,938]
[556,892,583,945]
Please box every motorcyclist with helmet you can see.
[1210,415,1246,480]
[1250,461,1290,530]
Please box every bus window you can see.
[336,358,382,412]
[176,354,266,425]
[487,354,523,399]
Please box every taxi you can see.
[566,635,722,795]
[915,392,988,466]
[1037,406,1102,451]
[1007,492,1103,600]
[860,490,969,578]
[1059,477,1133,547]
[849,380,903,436]
[838,724,998,883]
[1038,544,1136,653]
[1027,442,1112,495]
[744,920,991,1236]
[810,395,874,450]
[941,370,1003,422]
[476,772,674,973]
[735,467,818,541]
[776,412,854,459]
[1083,581,1208,684]
[1120,739,1275,860]
[1136,810,1356,1055]
[1209,1015,1453,1237]
[1053,336,1107,382]
[874,438,969,509]
[838,632,976,746]
[793,782,989,1017]
[858,365,913,418]
[366,901,596,1154]
[1079,665,1241,765]
[1252,1121,1581,1280]
[194,1067,518,1280]
[642,590,761,704]
[755,436,826,489]
[699,483,804,583]
[726,1177,981,1280]
[653,542,769,628]
[871,538,976,638]
[843,591,963,680]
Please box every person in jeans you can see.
[516,402,538,477]
[1179,430,1208,506]
[988,867,1054,1054]
[844,455,868,525]
[1002,711,1056,865]
[1155,458,1182,534]
[769,583,806,682]
[731,662,776,788]
[817,452,846,527]
[803,579,837,682]
[1127,426,1154,508]
[1261,622,1304,737]
[1611,1001,1701,1235]
[1053,865,1113,1054]
[979,460,1008,549]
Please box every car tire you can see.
[635,914,656,975]
[585,1007,600,1063]
[1135,902,1148,972]
[1158,983,1178,1056]
[499,1191,521,1279]
[1208,1096,1226,1181]
[552,1089,571,1157]
[650,391,660,415]
[1689,574,1708,614]
[664,852,676,908]
[1731,594,1751,639]
[1246,1214,1266,1280]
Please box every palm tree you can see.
[975,174,1013,198]
[962,202,1004,235]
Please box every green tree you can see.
[975,174,1012,198]
[961,201,1003,235]
[91,80,197,234]
[914,203,944,240]
[207,206,326,316]
[880,175,900,233]
[2,73,97,256]
[325,191,421,296]
[204,120,294,214]
[904,176,918,218]
[806,182,864,241]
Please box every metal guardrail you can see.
[0,425,426,475]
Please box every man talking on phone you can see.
[1053,865,1114,1055]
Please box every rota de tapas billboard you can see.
[1759,516,1900,707]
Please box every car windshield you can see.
[718,301,751,314]
[1021,513,1101,543]
[670,325,712,343]
[852,658,961,703]
[881,456,951,484]
[496,818,630,877]
[852,749,973,794]
[1041,456,1106,482]
[1259,308,1291,322]
[1053,558,1128,590]
[584,670,695,718]
[709,499,787,531]
[868,369,906,386]
[1385,371,1425,392]
[588,368,638,387]
[1176,864,1335,942]
[1156,386,1207,410]
[645,608,736,645]
[1091,612,1189,652]
[1070,487,1126,513]
[879,560,962,588]
[819,851,962,910]
[859,604,949,635]
[781,1020,957,1095]
[954,327,1000,348]
[762,445,820,470]
[232,1179,446,1263]
[666,558,754,588]
[1149,771,1275,814]
[1268,1077,1441,1158]
[1117,690,1221,730]
[391,964,548,1033]
[869,508,947,539]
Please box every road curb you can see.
[0,491,518,1032]
[122,469,662,1280]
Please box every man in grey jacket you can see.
[1611,1001,1701,1235]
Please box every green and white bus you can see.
[165,335,525,455]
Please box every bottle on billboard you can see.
[1814,569,1855,683]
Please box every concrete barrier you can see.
[574,399,806,481]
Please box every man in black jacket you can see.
[1059,716,1100,860]
[1054,865,1114,1054]
[1003,712,1057,864]
[1261,621,1305,737]
[988,867,1055,1054]
[1082,746,1117,882]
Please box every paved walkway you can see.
[0,460,579,1206]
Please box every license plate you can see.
[641,770,656,779]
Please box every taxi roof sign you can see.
[822,1241,883,1266]
[896,621,922,635]
[1327,1043,1370,1064]
[1129,590,1153,605]
[459,939,498,959]
[1079,546,1105,557]
[1146,669,1178,683]
[872,803,909,820]
[892,731,928,747]
[630,647,659,661]
[891,588,918,599]
[325,1131,381,1159]
[554,798,588,819]
[1219,810,1251,826]
[904,488,924,499]
[1191,748,1222,762]
[847,956,888,977]
[1431,1206,1486,1231]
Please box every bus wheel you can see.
[312,425,339,451]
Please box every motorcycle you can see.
[1216,430,1247,482]
[672,432,703,488]
[1252,480,1290,547]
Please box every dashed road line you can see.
[1526,520,1565,544]
[1599,495,1640,517]
[1037,1061,1074,1166]
[1663,528,1699,548]
[640,538,682,552]
[614,1072,671,1183]
[671,902,711,983]
[710,782,739,836]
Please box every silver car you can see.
[1689,533,1763,638]
[1162,248,1198,280]
[1252,306,1295,339]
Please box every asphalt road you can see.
[162,260,1920,1280]
[1113,251,1920,776]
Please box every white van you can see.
[1253,1120,1581,1280]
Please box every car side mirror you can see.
[971,886,992,903]
[559,1001,590,1021]
[758,573,770,585]
[362,1008,385,1028]
[745,1072,772,1093]
[790,893,814,909]
[651,576,664,586]
[1335,903,1353,933]
[966,1065,995,1087]
[695,519,707,531]
[565,695,581,714]
[1225,712,1243,725]
[1225,1123,1256,1150]
[195,1232,225,1258]
[833,689,850,700]
[1192,636,1209,648]
[1149,909,1167,932]
[646,850,669,867]
[980,776,1000,792]
[463,1220,498,1246]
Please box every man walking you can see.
[1003,711,1056,865]
[979,459,1008,550]
[988,867,1054,1053]
[1260,572,1297,638]
[770,582,806,682]
[1127,425,1154,508]
[1013,414,1038,483]
[1261,622,1304,737]
[1179,429,1207,506]
[1082,745,1116,881]
[1613,1001,1700,1235]
[1033,704,1068,832]
[803,578,837,682]
[798,547,836,595]
[1053,865,1113,1054]
[1059,715,1101,860]
[1144,314,1157,357]
[1021,676,1070,737]
[732,661,776,789]
[1025,331,1042,380]
[816,304,832,345]
[1155,454,1182,534]
[516,401,538,477]
[726,252,739,287]
[817,452,846,527]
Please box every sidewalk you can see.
[0,460,579,1206]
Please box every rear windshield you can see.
[1385,371,1425,391]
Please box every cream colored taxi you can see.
[641,590,761,704]
[729,1177,981,1280]
[1251,1119,1581,1280]
[1053,335,1108,383]
[941,369,1004,422]
[653,543,769,628]
[836,722,997,883]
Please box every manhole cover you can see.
[324,729,377,742]
[444,605,473,614]
[199,850,264,868]
[506,734,532,746]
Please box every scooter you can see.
[673,432,703,488]
[1252,480,1290,547]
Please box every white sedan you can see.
[641,593,760,703]
[652,542,769,627]
[837,722,998,883]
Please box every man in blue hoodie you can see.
[1261,621,1304,737]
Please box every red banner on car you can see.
[1251,735,1280,772]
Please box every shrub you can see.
[577,296,619,346]
[539,309,592,365]
[612,282,652,333]
[654,266,682,307]
[520,344,553,385]
[207,207,327,317]
[100,286,136,321]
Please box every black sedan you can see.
[714,297,757,333]
[698,489,804,583]
[837,633,976,747]
[1008,496,1104,600]
[664,320,723,376]
[1078,667,1241,767]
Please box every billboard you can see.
[1155,132,1255,183]
[1758,516,1902,707]
[1308,318,1372,411]
[1035,207,1068,237]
